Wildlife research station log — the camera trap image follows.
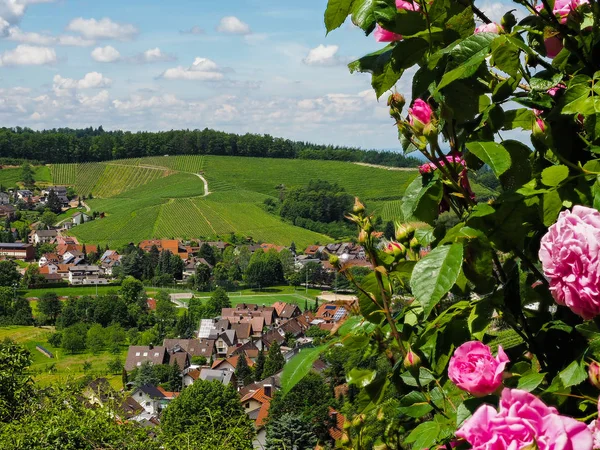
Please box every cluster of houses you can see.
[0,186,72,218]
[120,299,354,448]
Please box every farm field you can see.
[61,155,419,247]
[0,326,127,387]
[0,165,51,189]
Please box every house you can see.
[163,338,215,360]
[198,319,217,339]
[183,369,201,387]
[16,190,33,200]
[0,192,9,205]
[222,304,276,326]
[54,235,79,246]
[326,408,348,445]
[71,211,91,226]
[231,341,260,361]
[198,368,235,386]
[68,265,106,285]
[168,352,190,371]
[229,322,252,345]
[130,385,165,415]
[125,345,169,371]
[139,239,188,259]
[63,250,85,265]
[240,386,273,450]
[260,328,286,350]
[272,302,301,323]
[99,250,121,276]
[215,330,238,357]
[39,252,61,267]
[42,186,69,205]
[211,354,254,373]
[0,205,15,219]
[304,245,325,257]
[30,229,58,245]
[315,304,348,323]
[0,243,35,261]
[82,378,114,407]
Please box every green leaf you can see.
[542,190,562,226]
[561,82,591,115]
[456,396,495,427]
[504,109,535,130]
[401,176,443,224]
[349,46,399,98]
[517,372,546,392]
[468,298,495,339]
[529,70,564,92]
[499,140,532,192]
[404,421,440,449]
[325,0,354,32]
[541,165,569,187]
[491,36,521,78]
[410,243,464,319]
[436,32,497,91]
[356,272,388,323]
[466,141,512,176]
[348,368,377,387]
[398,391,433,418]
[559,360,587,388]
[351,0,376,32]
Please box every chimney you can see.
[264,384,272,398]
[331,411,338,427]
[149,343,154,350]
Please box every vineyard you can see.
[60,154,423,247]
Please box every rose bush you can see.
[315,0,600,448]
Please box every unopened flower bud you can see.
[409,237,420,251]
[384,241,406,258]
[408,99,433,134]
[396,223,415,242]
[358,229,368,244]
[532,117,547,141]
[589,361,600,389]
[353,197,365,214]
[404,348,421,371]
[388,92,405,121]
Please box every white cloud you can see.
[180,25,204,35]
[7,27,97,46]
[57,35,95,47]
[303,44,347,66]
[0,44,55,65]
[91,45,120,62]
[161,57,224,81]
[0,1,26,24]
[138,47,175,63]
[217,16,251,35]
[67,17,138,40]
[53,72,112,96]
[7,26,53,45]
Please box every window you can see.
[143,352,148,356]
[135,352,140,356]
[154,352,159,357]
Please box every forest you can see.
[0,127,419,167]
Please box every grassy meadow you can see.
[0,326,127,388]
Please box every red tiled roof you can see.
[213,354,254,370]
[328,407,347,441]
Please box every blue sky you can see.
[0,0,506,149]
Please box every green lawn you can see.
[21,286,122,298]
[0,326,127,388]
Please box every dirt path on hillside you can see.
[195,173,211,197]
[354,162,416,171]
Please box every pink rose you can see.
[589,361,600,389]
[448,341,509,396]
[539,205,600,320]
[536,0,589,24]
[548,83,566,97]
[374,0,420,43]
[374,24,403,42]
[474,22,503,33]
[458,389,593,450]
[587,397,600,449]
[408,99,432,128]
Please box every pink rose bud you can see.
[404,348,421,371]
[408,99,433,132]
[474,22,503,34]
[385,241,406,258]
[590,361,600,389]
[457,389,593,449]
[448,341,509,396]
[374,24,403,42]
[544,35,563,58]
[539,206,600,320]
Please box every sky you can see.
[0,0,508,150]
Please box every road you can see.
[195,173,211,197]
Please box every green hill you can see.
[50,155,417,248]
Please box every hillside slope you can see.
[56,155,417,247]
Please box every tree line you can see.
[0,127,419,167]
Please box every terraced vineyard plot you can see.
[154,199,215,238]
[94,164,167,198]
[50,164,77,185]
[142,155,205,173]
[76,163,106,196]
[115,172,204,199]
[380,200,404,221]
